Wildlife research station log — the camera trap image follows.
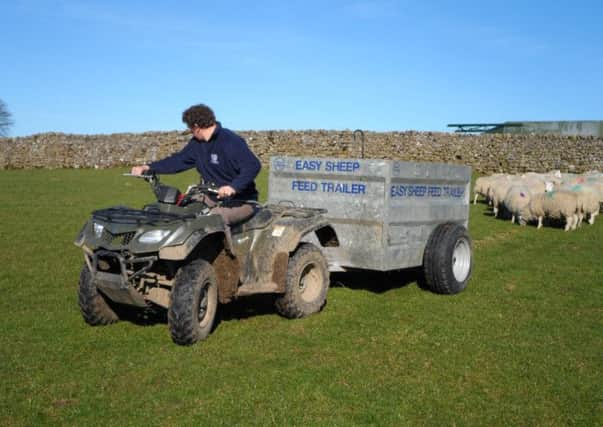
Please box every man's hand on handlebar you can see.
[131,165,150,176]
[217,185,236,199]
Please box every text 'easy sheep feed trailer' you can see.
[269,156,473,294]
[74,157,473,346]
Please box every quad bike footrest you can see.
[93,272,148,307]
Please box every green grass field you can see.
[0,168,601,426]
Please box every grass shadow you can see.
[109,302,168,326]
[112,294,281,327]
[330,268,423,294]
[216,267,424,324]
[219,294,278,322]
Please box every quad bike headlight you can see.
[93,222,104,238]
[138,229,170,244]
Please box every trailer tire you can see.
[168,259,218,345]
[422,223,472,294]
[78,263,119,325]
[275,243,329,319]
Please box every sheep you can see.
[517,173,557,195]
[522,176,547,194]
[502,185,532,224]
[488,176,523,218]
[520,190,580,231]
[540,170,565,186]
[473,174,504,205]
[476,170,602,230]
[560,172,580,183]
[583,176,603,201]
[473,176,489,204]
[557,184,601,225]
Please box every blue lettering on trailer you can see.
[428,186,442,197]
[292,159,361,173]
[291,180,318,191]
[443,186,465,198]
[390,185,465,198]
[290,180,366,195]
[325,160,361,173]
[294,160,322,171]
[321,182,366,194]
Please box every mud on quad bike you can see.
[74,173,338,345]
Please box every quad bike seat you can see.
[231,207,274,234]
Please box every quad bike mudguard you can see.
[232,205,334,297]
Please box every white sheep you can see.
[477,170,602,230]
[473,176,488,205]
[473,174,504,205]
[557,184,601,225]
[488,176,523,218]
[560,172,580,183]
[541,170,565,186]
[520,190,580,231]
[503,185,532,224]
[583,176,603,202]
[521,175,547,194]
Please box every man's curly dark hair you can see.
[182,104,216,129]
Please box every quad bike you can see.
[74,173,338,345]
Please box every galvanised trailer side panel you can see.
[268,156,471,271]
[385,161,470,271]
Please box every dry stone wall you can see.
[1,130,601,174]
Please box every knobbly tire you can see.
[78,263,119,325]
[275,243,329,319]
[168,259,218,345]
[422,223,472,294]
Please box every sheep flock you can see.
[473,171,603,231]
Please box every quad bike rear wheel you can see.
[168,259,218,345]
[275,243,329,318]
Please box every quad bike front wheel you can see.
[168,259,218,345]
[78,263,119,325]
[275,243,329,319]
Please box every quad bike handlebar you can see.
[123,172,221,205]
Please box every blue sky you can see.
[1,0,602,136]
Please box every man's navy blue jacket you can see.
[149,123,261,200]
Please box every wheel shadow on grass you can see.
[107,268,426,329]
[108,301,167,326]
[217,269,421,324]
[218,294,279,322]
[111,296,280,328]
[330,268,424,294]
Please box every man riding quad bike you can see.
[74,173,336,345]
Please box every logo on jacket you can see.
[210,154,219,165]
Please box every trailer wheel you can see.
[275,243,329,319]
[168,259,218,345]
[78,263,119,325]
[422,223,472,294]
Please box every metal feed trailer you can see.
[269,156,473,294]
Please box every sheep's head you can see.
[545,181,554,192]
